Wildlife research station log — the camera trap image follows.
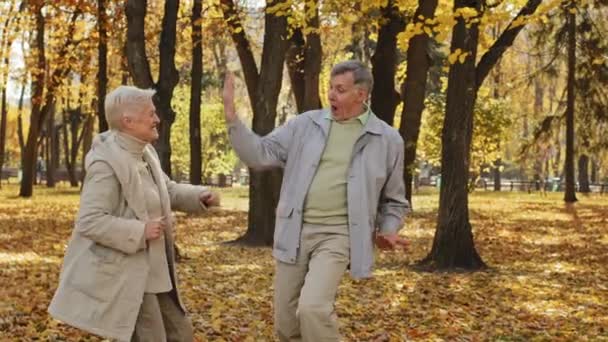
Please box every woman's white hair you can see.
[105,85,156,130]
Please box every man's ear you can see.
[357,87,368,103]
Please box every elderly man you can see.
[48,86,219,342]
[222,60,410,341]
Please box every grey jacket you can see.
[228,109,410,279]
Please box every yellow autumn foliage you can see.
[1,185,607,340]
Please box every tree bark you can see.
[285,1,322,114]
[399,0,438,205]
[189,0,203,185]
[492,23,502,192]
[63,78,87,187]
[97,0,109,132]
[0,86,7,189]
[286,29,306,112]
[578,154,590,193]
[493,159,502,191]
[221,0,259,109]
[222,0,289,246]
[45,104,58,187]
[81,115,94,182]
[126,0,154,88]
[152,0,180,176]
[302,0,322,111]
[121,41,130,85]
[0,16,10,186]
[17,83,25,159]
[370,0,405,126]
[564,2,577,203]
[20,3,46,197]
[62,109,82,187]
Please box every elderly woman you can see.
[48,85,219,341]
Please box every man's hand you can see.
[222,72,237,123]
[145,217,166,240]
[375,233,409,250]
[200,191,220,207]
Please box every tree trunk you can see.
[126,0,154,89]
[97,0,109,132]
[370,0,405,126]
[553,127,562,177]
[285,0,322,114]
[20,4,46,197]
[493,158,502,191]
[17,83,25,160]
[126,0,179,176]
[418,0,484,270]
[62,107,83,187]
[564,3,577,203]
[578,154,590,193]
[121,41,130,85]
[399,0,438,205]
[420,0,542,270]
[0,9,15,188]
[0,86,7,188]
[286,29,305,112]
[222,0,289,246]
[81,115,94,182]
[152,0,180,176]
[590,158,597,183]
[189,0,203,185]
[492,23,502,192]
[45,105,57,187]
[302,0,322,111]
[62,112,73,186]
[69,111,82,187]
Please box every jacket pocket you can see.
[89,242,126,265]
[68,245,125,303]
[275,203,294,218]
[274,204,294,251]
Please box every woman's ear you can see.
[119,113,131,129]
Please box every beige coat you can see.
[48,131,208,341]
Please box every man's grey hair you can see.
[105,85,156,130]
[330,60,373,93]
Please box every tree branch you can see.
[475,0,542,90]
[220,0,259,104]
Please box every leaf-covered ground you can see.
[1,184,607,341]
